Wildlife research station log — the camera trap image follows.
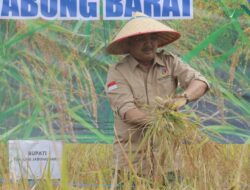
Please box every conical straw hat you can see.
[106,12,181,55]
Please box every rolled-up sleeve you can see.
[171,55,210,89]
[106,65,137,120]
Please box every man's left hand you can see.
[172,96,187,110]
[155,96,187,111]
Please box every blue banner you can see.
[0,0,192,20]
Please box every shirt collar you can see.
[154,54,165,67]
[125,53,165,72]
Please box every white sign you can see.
[9,140,63,180]
[0,0,192,20]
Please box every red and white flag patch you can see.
[107,81,118,92]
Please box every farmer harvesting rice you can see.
[106,12,209,186]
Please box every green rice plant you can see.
[0,19,115,143]
[0,0,249,144]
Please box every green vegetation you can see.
[0,0,249,189]
[0,0,249,143]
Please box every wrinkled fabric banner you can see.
[0,0,249,143]
[0,0,192,20]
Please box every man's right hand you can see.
[124,108,151,126]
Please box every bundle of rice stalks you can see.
[138,96,222,184]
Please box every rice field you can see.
[0,0,250,189]
[0,143,249,190]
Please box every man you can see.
[106,12,209,184]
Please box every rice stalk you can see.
[228,46,240,85]
[136,96,222,186]
[82,66,98,125]
[229,144,248,190]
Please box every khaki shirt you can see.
[106,51,209,172]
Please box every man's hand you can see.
[182,80,208,102]
[124,108,151,126]
[155,96,187,111]
[154,79,208,111]
[172,96,187,110]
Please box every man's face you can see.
[128,33,159,64]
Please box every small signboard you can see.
[9,140,63,180]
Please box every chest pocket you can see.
[157,74,177,97]
[131,82,147,107]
